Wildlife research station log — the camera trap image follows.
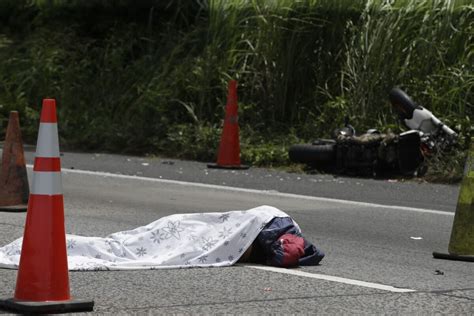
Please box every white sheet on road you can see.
[0,205,296,271]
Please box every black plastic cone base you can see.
[432,251,474,262]
[0,297,94,314]
[0,204,28,212]
[207,163,250,170]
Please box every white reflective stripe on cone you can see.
[31,171,63,195]
[35,123,60,158]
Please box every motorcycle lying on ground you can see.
[288,88,458,177]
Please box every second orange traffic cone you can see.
[0,111,29,212]
[0,99,94,314]
[208,80,249,169]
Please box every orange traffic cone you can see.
[0,111,29,212]
[0,99,94,314]
[208,80,249,169]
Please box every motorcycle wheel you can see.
[389,87,419,119]
[288,144,336,165]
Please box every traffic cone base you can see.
[207,162,249,169]
[432,251,474,262]
[0,111,29,212]
[0,205,28,212]
[0,298,94,314]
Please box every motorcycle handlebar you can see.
[441,122,457,138]
[430,114,457,137]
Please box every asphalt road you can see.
[0,149,472,314]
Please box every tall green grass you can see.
[0,0,472,178]
[342,0,473,126]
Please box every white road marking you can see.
[245,265,416,293]
[25,165,453,217]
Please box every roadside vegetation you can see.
[0,0,472,182]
